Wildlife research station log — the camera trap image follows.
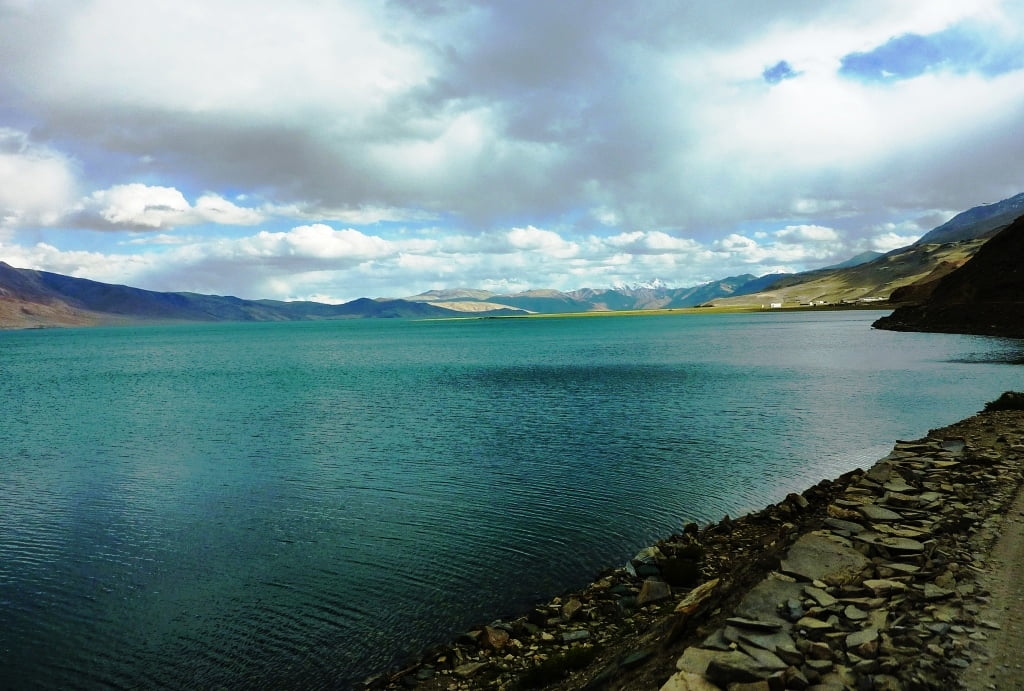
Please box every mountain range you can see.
[1,192,1022,329]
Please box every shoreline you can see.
[366,404,1024,690]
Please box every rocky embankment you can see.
[367,403,1024,691]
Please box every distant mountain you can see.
[406,288,498,302]
[873,213,1024,338]
[406,275,775,314]
[914,192,1024,245]
[0,262,501,329]
[6,193,1022,329]
[820,251,884,270]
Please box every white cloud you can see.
[78,184,264,230]
[871,232,922,251]
[36,1,429,120]
[2,220,874,303]
[774,225,840,243]
[1,2,1021,297]
[0,129,77,230]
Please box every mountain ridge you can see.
[2,192,1021,329]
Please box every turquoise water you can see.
[1,311,1022,688]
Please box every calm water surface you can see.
[2,311,1023,688]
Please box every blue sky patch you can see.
[763,60,799,84]
[840,23,1024,82]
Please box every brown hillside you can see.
[873,214,1024,338]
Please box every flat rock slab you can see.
[824,517,867,535]
[852,532,926,553]
[734,577,804,625]
[780,533,870,586]
[857,504,903,522]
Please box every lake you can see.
[2,311,1023,688]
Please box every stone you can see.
[803,586,837,608]
[844,605,868,621]
[675,578,720,617]
[784,598,804,622]
[852,533,926,554]
[882,478,916,493]
[701,628,732,651]
[482,625,510,650]
[706,650,782,686]
[845,628,879,651]
[454,661,487,678]
[786,492,810,509]
[780,534,870,586]
[824,517,866,535]
[862,579,907,596]
[857,504,903,522]
[725,617,782,632]
[562,598,583,620]
[827,504,862,521]
[561,629,591,643]
[638,578,672,606]
[864,462,893,484]
[728,681,771,691]
[659,671,721,691]
[923,583,955,601]
[727,627,801,664]
[734,576,804,626]
[677,647,748,675]
[808,641,832,660]
[795,616,833,638]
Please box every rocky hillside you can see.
[707,192,1023,308]
[706,239,986,308]
[873,214,1024,338]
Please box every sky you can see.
[1,1,1023,302]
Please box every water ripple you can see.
[2,315,1023,688]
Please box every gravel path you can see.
[960,482,1024,690]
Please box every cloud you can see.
[0,128,77,231]
[74,184,264,230]
[1,1,1022,299]
[3,220,869,303]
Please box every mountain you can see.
[820,250,884,270]
[407,275,775,314]
[913,192,1024,245]
[6,193,1022,328]
[0,262,499,328]
[706,193,1024,308]
[720,238,985,307]
[872,213,1024,338]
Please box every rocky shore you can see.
[365,400,1024,691]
